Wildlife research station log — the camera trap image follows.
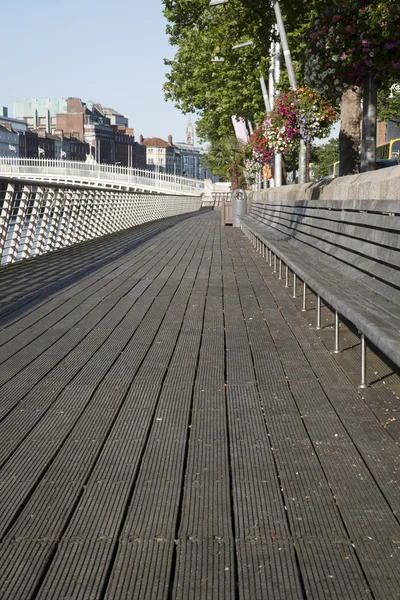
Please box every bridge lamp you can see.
[388,83,400,99]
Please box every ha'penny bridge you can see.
[0,158,399,599]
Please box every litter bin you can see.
[232,189,247,227]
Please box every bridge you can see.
[0,158,205,196]
[0,158,205,265]
[0,163,399,599]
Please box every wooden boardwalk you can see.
[0,210,399,599]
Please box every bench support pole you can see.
[334,310,340,354]
[269,249,272,267]
[316,295,321,330]
[285,265,289,288]
[359,334,368,389]
[302,283,307,312]
[293,273,297,298]
[273,254,277,273]
[278,258,282,280]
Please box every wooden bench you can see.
[241,198,400,387]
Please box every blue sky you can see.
[1,0,192,144]
[2,0,337,147]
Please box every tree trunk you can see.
[339,87,362,176]
[281,156,287,185]
[229,163,240,190]
[305,139,311,183]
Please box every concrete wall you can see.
[249,165,400,203]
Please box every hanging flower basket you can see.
[304,0,400,98]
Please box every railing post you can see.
[359,333,368,389]
[334,310,340,354]
[316,295,321,330]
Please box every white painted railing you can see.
[0,158,205,197]
[0,180,203,265]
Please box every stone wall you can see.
[249,165,400,203]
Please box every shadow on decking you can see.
[0,209,211,328]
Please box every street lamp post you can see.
[271,0,306,183]
[210,0,307,184]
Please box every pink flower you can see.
[332,15,341,22]
[393,60,400,69]
[345,26,355,34]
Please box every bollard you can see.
[232,189,247,227]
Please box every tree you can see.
[311,138,339,180]
[304,0,400,173]
[202,136,247,189]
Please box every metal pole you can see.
[334,310,340,354]
[274,41,282,187]
[278,258,282,280]
[359,333,368,389]
[273,254,277,272]
[271,2,306,184]
[360,72,377,173]
[302,282,307,311]
[259,75,271,113]
[268,41,275,188]
[269,250,272,266]
[293,273,297,298]
[285,265,289,288]
[316,295,321,330]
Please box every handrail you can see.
[0,158,205,197]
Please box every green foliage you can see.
[304,1,400,98]
[378,84,400,123]
[202,135,247,188]
[311,138,339,180]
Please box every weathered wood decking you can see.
[0,210,399,599]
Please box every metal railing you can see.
[0,158,205,197]
[0,180,203,265]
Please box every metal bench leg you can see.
[273,254,277,273]
[269,250,272,267]
[278,258,282,280]
[316,295,321,330]
[359,334,368,389]
[334,310,340,354]
[293,273,297,298]
[285,265,289,288]
[302,283,307,311]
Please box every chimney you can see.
[168,134,173,145]
[139,134,144,143]
[1,107,8,117]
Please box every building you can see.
[11,98,149,166]
[13,98,67,134]
[173,142,201,178]
[97,106,129,128]
[0,124,19,158]
[140,134,180,174]
[0,107,39,158]
[13,98,121,164]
